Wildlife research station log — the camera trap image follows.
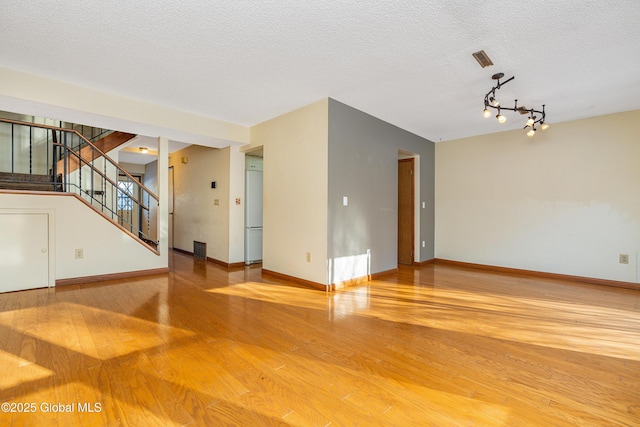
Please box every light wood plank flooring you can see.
[1,250,639,426]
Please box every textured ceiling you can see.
[1,0,639,143]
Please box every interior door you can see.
[0,213,49,292]
[398,158,414,265]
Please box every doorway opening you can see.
[244,148,263,265]
[117,173,143,237]
[398,150,420,265]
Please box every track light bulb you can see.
[526,117,534,126]
[489,97,499,107]
[527,128,536,137]
[483,108,491,118]
[541,122,549,130]
[496,113,506,124]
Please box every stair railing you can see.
[0,117,159,246]
[59,121,114,151]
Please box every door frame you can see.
[398,150,420,265]
[244,152,264,265]
[398,158,415,265]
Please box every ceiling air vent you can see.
[472,50,493,68]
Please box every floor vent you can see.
[194,241,207,260]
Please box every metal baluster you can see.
[11,123,14,177]
[90,146,94,206]
[101,155,104,208]
[62,131,67,192]
[29,125,32,179]
[48,130,52,190]
[146,192,151,240]
[78,134,82,197]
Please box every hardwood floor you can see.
[1,250,639,426]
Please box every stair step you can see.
[0,172,56,183]
[0,172,62,192]
[0,181,62,191]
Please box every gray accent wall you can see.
[327,99,435,282]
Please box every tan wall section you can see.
[436,110,640,283]
[169,145,239,263]
[249,99,329,285]
[228,146,246,264]
[0,66,249,147]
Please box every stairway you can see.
[0,172,62,192]
[0,116,159,249]
[57,131,137,175]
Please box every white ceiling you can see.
[1,0,639,144]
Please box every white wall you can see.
[144,160,159,242]
[436,110,640,283]
[0,66,249,148]
[248,99,329,284]
[228,146,245,264]
[169,144,244,264]
[0,193,166,281]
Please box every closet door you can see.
[0,213,49,293]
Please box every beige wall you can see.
[248,99,329,284]
[0,66,249,147]
[436,110,640,283]
[169,144,244,264]
[143,160,159,243]
[228,146,245,263]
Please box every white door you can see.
[0,213,49,292]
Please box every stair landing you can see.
[0,172,62,192]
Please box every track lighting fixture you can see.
[482,72,549,137]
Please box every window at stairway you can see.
[117,181,134,210]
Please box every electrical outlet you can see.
[75,248,83,259]
[306,252,311,263]
[620,254,629,264]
